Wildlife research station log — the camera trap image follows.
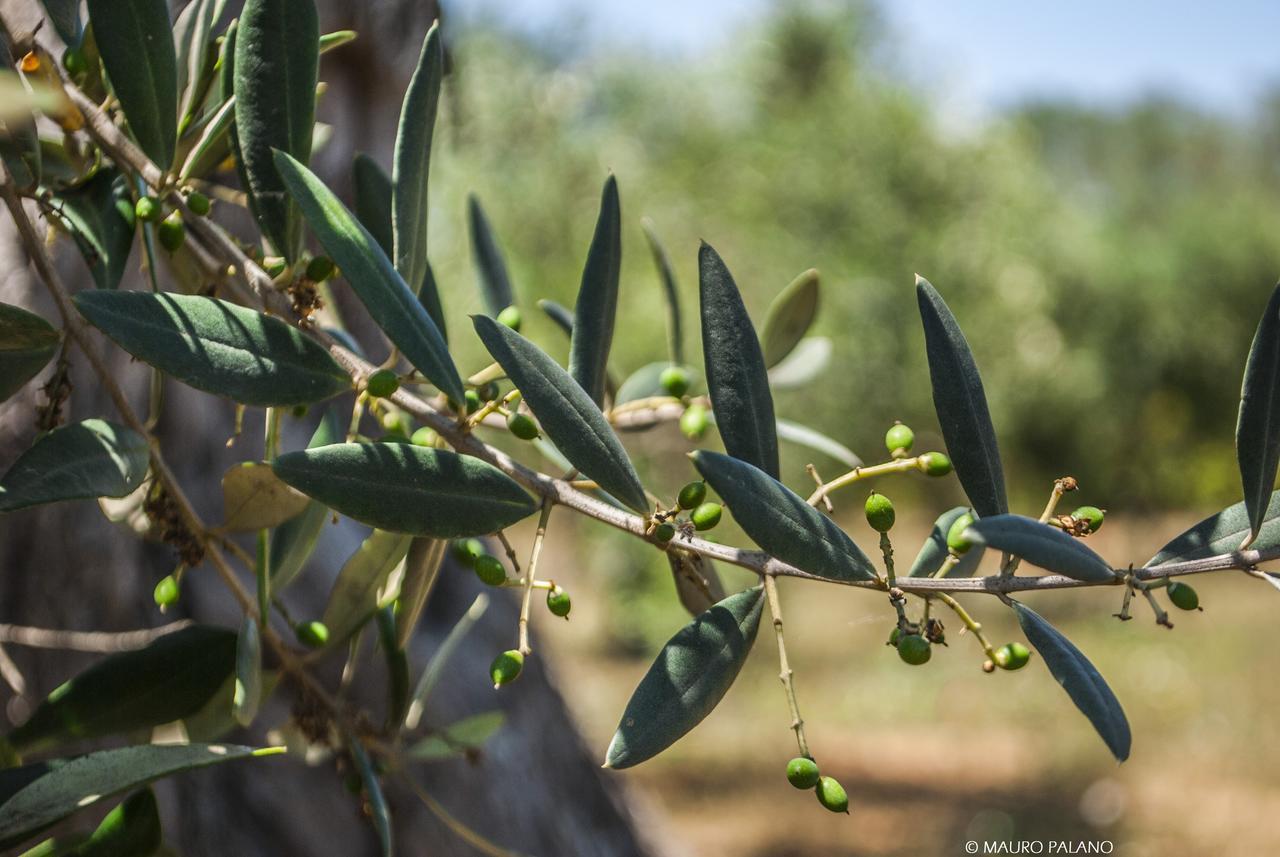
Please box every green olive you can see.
[295,620,330,649]
[477,381,501,402]
[185,190,211,217]
[917,452,953,477]
[660,365,691,398]
[464,389,482,413]
[786,757,820,790]
[366,369,400,399]
[1072,505,1105,534]
[1166,580,1200,611]
[885,422,915,456]
[653,522,676,544]
[507,411,540,440]
[153,575,179,608]
[497,305,522,331]
[897,634,931,666]
[411,426,437,447]
[691,502,722,531]
[157,212,185,252]
[62,47,86,77]
[135,196,161,223]
[546,587,571,618]
[474,554,507,587]
[864,492,895,533]
[815,776,849,813]
[680,402,709,441]
[946,513,975,555]
[305,255,335,282]
[677,481,707,510]
[887,626,902,647]
[452,538,484,567]
[490,649,524,687]
[993,642,1031,670]
[263,257,288,278]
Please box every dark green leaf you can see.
[916,276,1007,517]
[0,302,59,403]
[0,744,276,850]
[50,170,136,290]
[8,626,237,752]
[966,515,1116,582]
[569,175,621,407]
[321,529,411,644]
[691,451,876,582]
[699,243,778,478]
[407,711,504,760]
[1236,283,1280,547]
[272,443,537,537]
[467,195,514,316]
[761,268,819,368]
[39,0,83,48]
[605,586,764,769]
[1147,489,1280,566]
[0,420,148,514]
[232,618,262,727]
[537,298,574,336]
[346,736,391,856]
[86,0,177,166]
[74,291,349,406]
[65,788,161,857]
[472,316,648,512]
[269,410,341,590]
[640,218,682,365]
[907,506,983,578]
[375,607,409,730]
[273,151,463,404]
[1012,601,1130,762]
[233,0,318,261]
[392,22,442,296]
[395,537,445,648]
[353,152,393,256]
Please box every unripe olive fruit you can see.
[1166,580,1200,611]
[887,626,902,647]
[677,480,707,510]
[946,513,975,555]
[366,369,399,399]
[864,492,895,533]
[691,502,722,531]
[305,255,335,282]
[158,212,185,252]
[135,196,161,223]
[295,620,329,649]
[653,522,676,544]
[185,190,211,217]
[660,365,691,398]
[464,389,482,413]
[411,426,437,447]
[993,642,1031,671]
[885,422,914,455]
[1072,505,1105,534]
[680,402,709,440]
[546,587,571,618]
[452,538,484,567]
[62,47,86,77]
[507,411,539,440]
[897,633,931,666]
[786,757,820,790]
[918,452,953,477]
[497,305,522,331]
[473,554,507,587]
[153,575,179,608]
[477,381,501,402]
[815,776,849,813]
[263,257,288,278]
[490,649,524,687]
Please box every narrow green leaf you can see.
[173,0,220,129]
[0,303,59,403]
[322,530,411,644]
[768,336,831,390]
[691,450,876,582]
[221,461,309,530]
[615,361,698,406]
[966,515,1116,582]
[395,537,446,648]
[1236,283,1280,547]
[269,410,341,590]
[375,607,410,730]
[86,0,177,166]
[467,195,515,316]
[347,735,392,856]
[232,618,262,727]
[537,299,574,336]
[640,218,682,365]
[1147,489,1280,566]
[233,0,318,261]
[404,593,489,730]
[177,93,235,179]
[319,30,358,53]
[273,151,463,404]
[0,744,275,850]
[392,22,442,295]
[353,152,393,256]
[1012,601,1131,762]
[569,175,622,407]
[50,170,137,290]
[761,269,819,368]
[8,626,237,753]
[605,586,764,769]
[74,291,349,406]
[407,711,504,760]
[66,788,162,857]
[38,1,83,48]
[916,276,1007,517]
[418,262,448,343]
[774,418,862,470]
[699,243,778,478]
[472,316,648,512]
[908,506,984,578]
[0,420,148,514]
[273,443,537,537]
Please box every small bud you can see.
[497,305,522,331]
[490,649,524,687]
[917,452,952,477]
[507,411,540,440]
[135,196,162,223]
[680,402,709,440]
[677,481,707,510]
[1071,505,1105,534]
[815,776,849,814]
[473,554,507,587]
[185,190,211,217]
[946,512,975,555]
[653,522,676,544]
[864,492,895,533]
[659,365,691,398]
[546,587,571,618]
[295,621,330,649]
[691,502,722,531]
[452,538,484,567]
[365,369,399,399]
[786,757,820,790]
[1166,580,1200,611]
[157,212,185,252]
[305,255,335,282]
[982,659,996,673]
[896,634,931,666]
[885,422,914,456]
[153,575,180,608]
[993,642,1031,670]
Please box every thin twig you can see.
[763,575,809,758]
[518,502,553,656]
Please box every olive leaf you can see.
[0,302,59,403]
[668,549,726,617]
[0,744,278,851]
[233,0,318,261]
[966,515,1116,582]
[272,443,538,537]
[269,413,340,591]
[375,607,410,731]
[472,315,648,512]
[232,617,262,727]
[916,276,1008,517]
[177,93,235,180]
[64,787,162,857]
[691,450,876,582]
[0,420,149,513]
[74,291,350,406]
[767,336,831,390]
[172,0,221,129]
[467,194,515,316]
[405,593,490,729]
[392,21,443,297]
[221,461,309,531]
[7,625,237,753]
[346,735,392,857]
[38,0,83,49]
[908,506,971,578]
[640,218,683,365]
[537,298,574,336]
[319,30,358,53]
[700,242,779,478]
[50,169,137,291]
[1147,489,1280,566]
[321,529,412,645]
[1236,283,1280,547]
[86,0,177,167]
[774,418,862,470]
[761,268,819,368]
[273,151,464,405]
[407,711,504,761]
[1012,601,1131,762]
[395,537,446,648]
[569,175,622,407]
[605,586,764,769]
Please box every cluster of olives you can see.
[650,481,723,544]
[454,538,572,616]
[785,757,849,813]
[134,189,209,253]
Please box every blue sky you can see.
[451,0,1280,117]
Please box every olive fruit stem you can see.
[934,593,996,660]
[763,574,811,759]
[1141,587,1173,628]
[806,456,927,507]
[805,463,835,513]
[518,501,555,656]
